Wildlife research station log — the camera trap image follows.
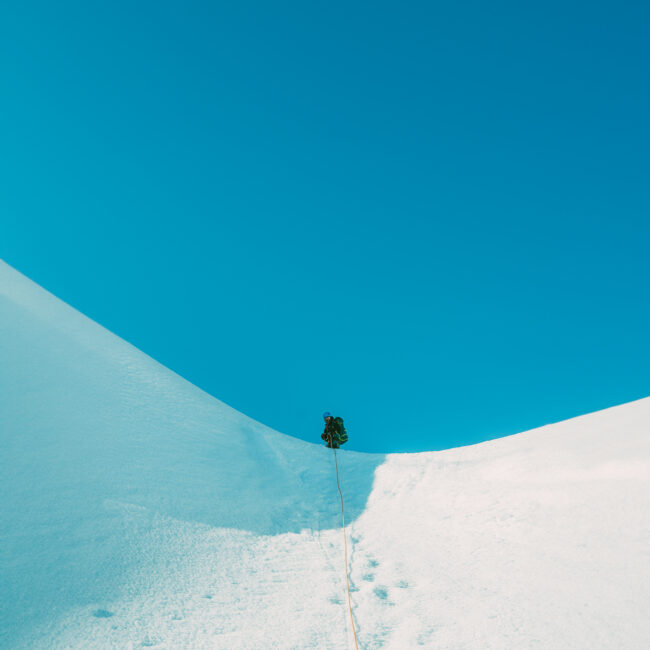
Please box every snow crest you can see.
[1,260,648,649]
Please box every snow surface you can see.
[1,258,649,649]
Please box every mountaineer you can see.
[321,412,348,449]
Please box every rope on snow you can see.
[331,441,360,650]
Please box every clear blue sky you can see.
[1,1,648,452]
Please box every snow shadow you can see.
[122,422,387,536]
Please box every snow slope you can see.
[1,259,648,649]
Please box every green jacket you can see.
[321,417,348,445]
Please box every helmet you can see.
[322,411,332,419]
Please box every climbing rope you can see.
[331,443,360,650]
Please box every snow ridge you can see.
[1,259,648,649]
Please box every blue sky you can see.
[1,1,648,453]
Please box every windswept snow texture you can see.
[1,259,649,649]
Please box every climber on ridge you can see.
[321,411,348,449]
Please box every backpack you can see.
[335,417,348,444]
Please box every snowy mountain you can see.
[1,259,648,649]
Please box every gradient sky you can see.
[1,1,649,453]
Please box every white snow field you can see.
[1,259,649,650]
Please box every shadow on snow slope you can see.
[0,261,385,647]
